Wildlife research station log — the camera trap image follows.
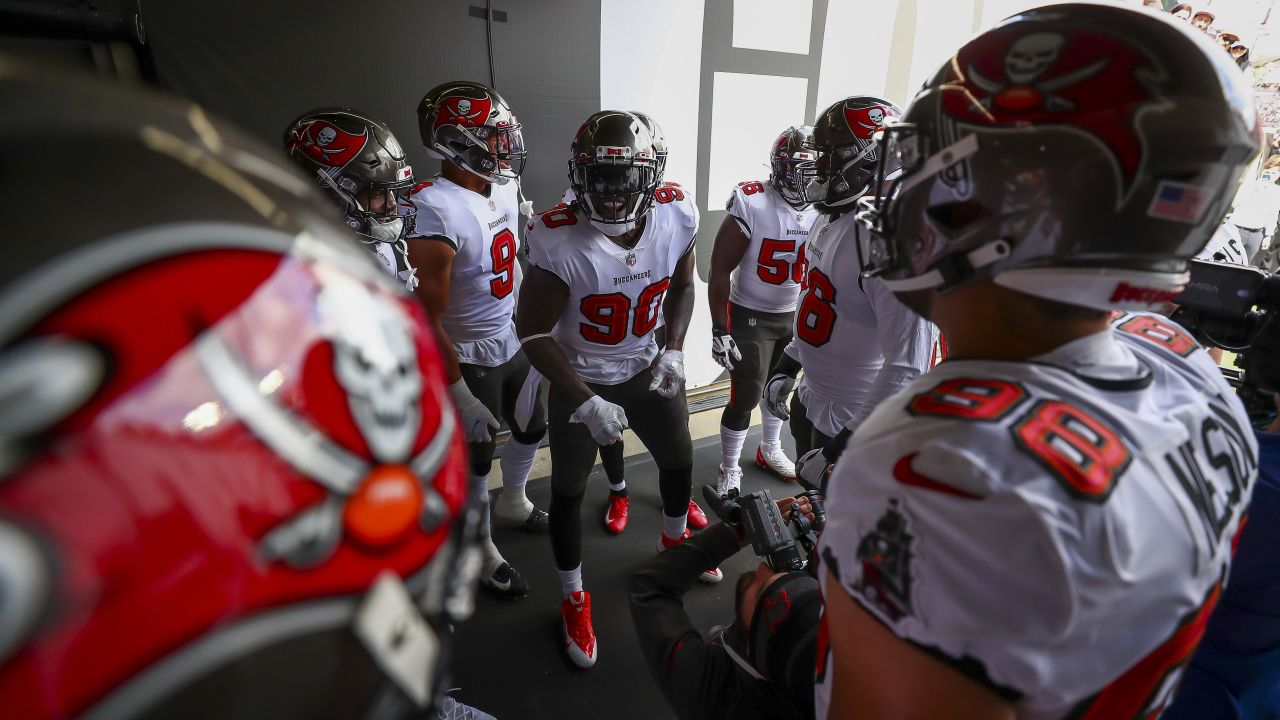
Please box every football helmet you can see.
[769,126,817,208]
[630,110,668,182]
[805,97,901,211]
[0,63,480,718]
[417,81,526,185]
[858,3,1261,311]
[567,110,660,236]
[283,108,417,281]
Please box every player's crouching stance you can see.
[817,5,1260,719]
[517,111,717,669]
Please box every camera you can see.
[1173,259,1280,421]
[700,485,825,572]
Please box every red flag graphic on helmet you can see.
[434,96,493,131]
[286,120,368,169]
[844,102,895,140]
[940,28,1163,193]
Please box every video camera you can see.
[1173,259,1280,421]
[700,485,825,572]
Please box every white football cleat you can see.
[717,464,743,496]
[756,445,797,482]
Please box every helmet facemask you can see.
[569,148,659,237]
[434,121,527,186]
[857,121,1000,293]
[319,170,416,247]
[805,138,887,211]
[771,153,817,208]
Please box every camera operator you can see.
[629,493,821,720]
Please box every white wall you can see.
[600,0,706,202]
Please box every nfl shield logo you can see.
[488,199,497,211]
[748,317,757,327]
[626,252,637,267]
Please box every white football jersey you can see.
[816,313,1258,720]
[792,211,935,437]
[407,175,522,366]
[527,185,698,384]
[1197,222,1249,265]
[724,181,818,313]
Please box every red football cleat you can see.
[686,498,708,529]
[604,494,630,535]
[561,590,597,668]
[656,529,723,584]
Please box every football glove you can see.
[648,349,686,399]
[450,379,500,444]
[570,395,629,445]
[711,328,742,371]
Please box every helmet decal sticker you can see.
[434,96,493,131]
[286,120,369,169]
[943,28,1165,197]
[844,103,893,140]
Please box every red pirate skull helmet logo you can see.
[844,102,895,140]
[285,119,369,169]
[941,27,1165,192]
[433,95,493,131]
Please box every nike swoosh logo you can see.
[892,453,981,500]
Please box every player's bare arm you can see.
[662,248,697,351]
[515,265,594,406]
[406,238,463,382]
[823,568,1016,720]
[707,215,750,330]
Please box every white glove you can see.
[570,395,629,445]
[450,379,500,444]
[796,447,832,491]
[711,328,742,371]
[763,372,796,420]
[648,349,685,398]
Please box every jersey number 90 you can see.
[579,278,671,345]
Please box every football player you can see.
[708,126,820,493]
[763,97,937,492]
[284,108,419,291]
[0,66,480,718]
[545,110,682,536]
[817,5,1260,718]
[516,111,715,669]
[406,81,545,599]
